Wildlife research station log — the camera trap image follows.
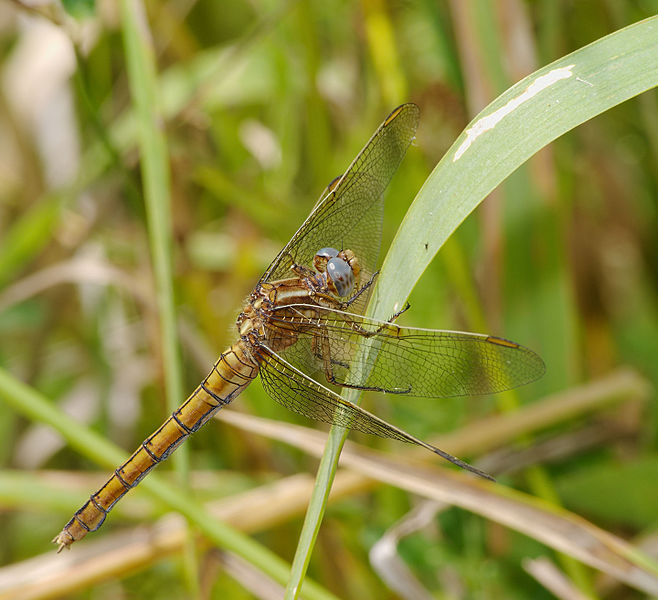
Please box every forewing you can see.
[268,305,546,397]
[259,104,420,314]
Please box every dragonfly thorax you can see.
[314,247,360,298]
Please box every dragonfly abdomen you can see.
[53,342,258,551]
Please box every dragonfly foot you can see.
[387,302,410,323]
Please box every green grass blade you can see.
[119,0,185,465]
[284,415,351,599]
[0,194,63,288]
[286,15,658,597]
[119,0,203,590]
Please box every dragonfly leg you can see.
[387,302,410,322]
[316,324,410,394]
[290,263,315,278]
[340,311,403,339]
[343,270,379,309]
[330,379,411,394]
[288,253,317,279]
[311,332,349,369]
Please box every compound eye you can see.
[314,247,340,273]
[326,257,355,297]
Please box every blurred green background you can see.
[0,1,657,598]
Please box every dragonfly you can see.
[54,103,544,550]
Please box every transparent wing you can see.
[258,347,493,479]
[259,104,420,314]
[267,305,546,397]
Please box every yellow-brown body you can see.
[54,275,331,549]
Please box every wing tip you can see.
[384,102,421,128]
[426,443,496,481]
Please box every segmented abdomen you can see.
[54,342,258,550]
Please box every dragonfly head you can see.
[314,247,360,297]
[313,247,339,272]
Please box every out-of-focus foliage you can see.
[62,0,95,19]
[0,1,656,599]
